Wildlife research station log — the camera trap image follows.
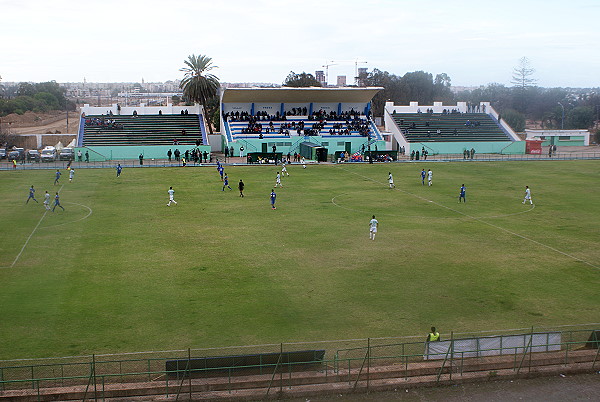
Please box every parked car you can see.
[59,148,74,161]
[8,148,25,161]
[27,149,41,162]
[0,148,6,159]
[41,147,57,162]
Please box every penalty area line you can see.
[0,184,64,269]
[335,166,599,271]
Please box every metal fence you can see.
[1,150,600,171]
[0,324,598,400]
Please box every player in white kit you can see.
[522,186,533,205]
[167,186,178,206]
[43,191,51,210]
[369,215,379,240]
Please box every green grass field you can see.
[0,160,598,359]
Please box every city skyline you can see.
[1,0,599,88]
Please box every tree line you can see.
[361,67,598,133]
[0,81,76,116]
[281,65,599,135]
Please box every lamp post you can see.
[558,102,565,130]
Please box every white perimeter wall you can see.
[254,103,280,114]
[525,129,590,145]
[222,103,251,114]
[81,103,201,116]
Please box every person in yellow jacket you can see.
[426,327,440,342]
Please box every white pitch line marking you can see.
[1,184,65,269]
[39,202,93,229]
[336,166,599,270]
[331,192,535,219]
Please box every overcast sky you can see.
[1,0,599,87]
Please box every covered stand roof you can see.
[221,87,383,103]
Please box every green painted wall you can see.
[412,141,523,155]
[77,145,210,161]
[540,136,585,146]
[228,136,385,158]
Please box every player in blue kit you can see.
[222,174,232,191]
[26,185,38,204]
[459,184,466,203]
[52,192,65,211]
[54,170,61,185]
[270,189,277,210]
[218,165,224,181]
[421,169,426,185]
[116,164,122,177]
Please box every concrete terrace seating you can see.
[227,116,381,140]
[393,113,510,142]
[82,114,203,146]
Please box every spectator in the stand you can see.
[133,110,138,117]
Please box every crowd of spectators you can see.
[228,108,371,137]
[84,117,124,130]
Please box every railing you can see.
[0,325,597,399]
[2,150,600,171]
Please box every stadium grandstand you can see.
[77,104,211,161]
[384,101,524,155]
[220,87,387,161]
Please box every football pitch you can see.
[0,160,598,359]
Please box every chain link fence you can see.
[2,149,600,171]
[0,324,598,400]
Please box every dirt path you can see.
[286,373,600,401]
[11,117,75,134]
[2,111,77,134]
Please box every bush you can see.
[501,109,526,132]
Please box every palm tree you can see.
[179,54,220,134]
